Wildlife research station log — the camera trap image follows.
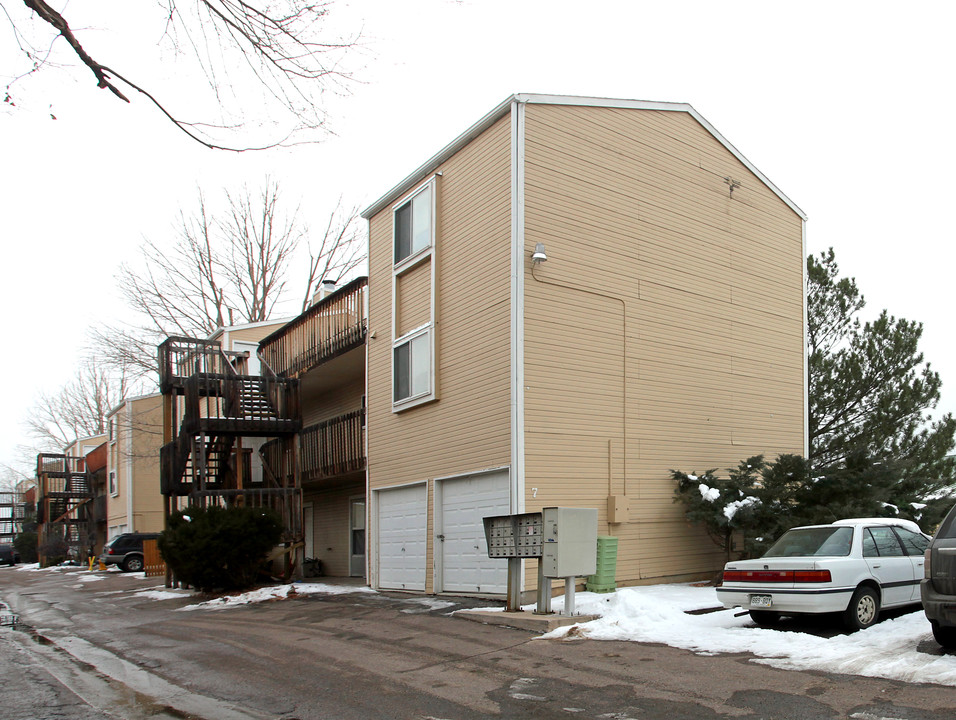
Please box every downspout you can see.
[510,99,526,517]
[125,403,134,532]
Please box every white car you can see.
[716,518,929,630]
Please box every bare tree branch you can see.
[10,0,361,150]
[24,360,129,451]
[94,180,366,378]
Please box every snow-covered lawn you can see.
[11,564,955,687]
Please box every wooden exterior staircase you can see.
[35,453,93,564]
[158,337,303,578]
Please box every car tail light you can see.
[925,548,932,579]
[722,569,831,583]
[793,570,832,582]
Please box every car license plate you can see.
[750,595,773,608]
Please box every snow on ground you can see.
[535,584,956,687]
[10,564,956,687]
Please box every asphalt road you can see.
[2,566,955,720]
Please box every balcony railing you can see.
[158,336,248,394]
[36,453,86,477]
[260,408,366,484]
[259,277,368,378]
[300,409,366,481]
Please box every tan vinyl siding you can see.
[305,480,364,577]
[301,374,365,428]
[367,114,513,593]
[223,322,289,347]
[396,261,432,337]
[522,103,804,587]
[107,395,164,533]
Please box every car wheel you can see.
[749,610,782,627]
[843,586,879,631]
[931,622,956,649]
[122,555,144,572]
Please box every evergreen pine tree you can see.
[808,248,955,524]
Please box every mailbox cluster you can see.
[483,507,597,578]
[484,512,543,558]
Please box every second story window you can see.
[394,182,433,266]
[393,329,431,403]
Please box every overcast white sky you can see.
[1,1,954,476]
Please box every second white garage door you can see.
[438,470,510,594]
[377,484,427,591]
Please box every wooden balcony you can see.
[158,337,248,395]
[261,408,366,485]
[259,277,367,378]
[178,373,301,438]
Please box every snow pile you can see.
[698,483,719,502]
[539,584,956,686]
[177,582,375,611]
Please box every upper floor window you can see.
[393,329,431,404]
[394,183,433,266]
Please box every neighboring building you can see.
[64,435,109,556]
[259,278,368,578]
[359,94,807,595]
[34,433,107,563]
[107,394,165,537]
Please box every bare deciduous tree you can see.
[301,200,366,312]
[25,360,129,451]
[93,179,366,383]
[5,1,360,150]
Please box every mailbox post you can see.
[484,507,597,616]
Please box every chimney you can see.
[312,278,338,306]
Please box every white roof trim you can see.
[361,93,806,221]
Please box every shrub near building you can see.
[159,505,283,592]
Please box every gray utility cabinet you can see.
[541,507,598,578]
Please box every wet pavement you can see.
[2,565,956,720]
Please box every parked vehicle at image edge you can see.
[98,532,160,572]
[0,543,20,566]
[921,501,956,648]
[716,518,929,631]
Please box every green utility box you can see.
[586,535,619,593]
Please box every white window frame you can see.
[392,178,435,271]
[392,176,438,412]
[392,325,434,408]
[109,470,117,496]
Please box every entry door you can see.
[438,470,510,594]
[303,503,314,558]
[350,497,366,578]
[377,484,427,590]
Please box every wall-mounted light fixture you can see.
[531,242,548,264]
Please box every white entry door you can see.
[438,470,510,594]
[377,484,427,591]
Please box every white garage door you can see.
[377,484,427,591]
[439,470,510,594]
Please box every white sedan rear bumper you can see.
[716,585,855,615]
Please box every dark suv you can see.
[0,543,20,566]
[99,532,160,572]
[922,502,956,648]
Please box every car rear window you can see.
[763,526,853,557]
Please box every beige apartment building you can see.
[106,393,165,536]
[360,94,807,596]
